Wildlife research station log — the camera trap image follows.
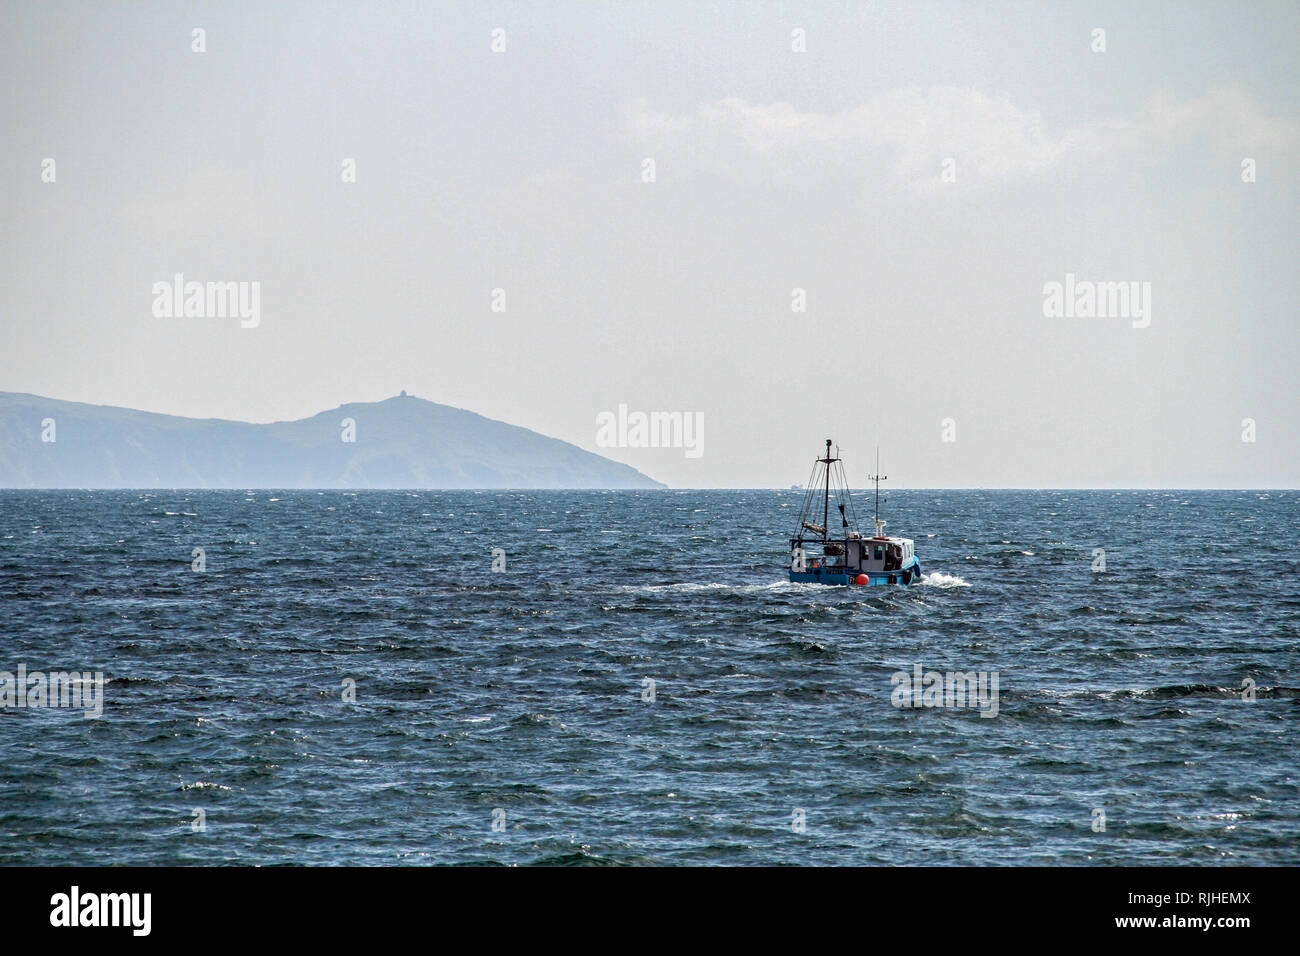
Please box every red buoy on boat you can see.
[855,574,870,586]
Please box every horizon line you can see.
[0,486,1294,492]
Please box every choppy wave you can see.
[1,488,1296,866]
[920,571,971,588]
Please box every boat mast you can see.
[868,447,887,537]
[821,439,832,540]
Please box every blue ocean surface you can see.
[1,489,1296,865]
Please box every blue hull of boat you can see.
[789,557,922,586]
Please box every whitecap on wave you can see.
[616,581,808,595]
[920,572,971,588]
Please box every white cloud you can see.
[620,85,1299,191]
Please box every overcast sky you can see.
[2,1,1296,487]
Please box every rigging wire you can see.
[794,451,865,540]
[794,458,820,538]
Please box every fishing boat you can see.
[788,440,922,586]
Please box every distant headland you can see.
[0,392,665,489]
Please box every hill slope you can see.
[0,392,664,489]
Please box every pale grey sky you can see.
[2,1,1297,487]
